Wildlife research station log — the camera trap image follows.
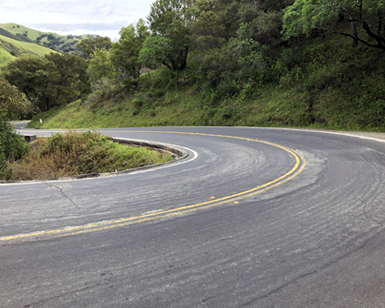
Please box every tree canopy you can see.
[0,78,25,119]
[2,53,88,112]
[282,0,385,50]
[142,0,193,71]
[110,19,150,79]
[76,36,112,59]
[87,49,116,84]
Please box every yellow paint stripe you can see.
[2,131,306,245]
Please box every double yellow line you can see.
[1,131,306,245]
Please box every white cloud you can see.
[0,0,154,39]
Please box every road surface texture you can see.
[1,127,385,308]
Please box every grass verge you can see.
[8,130,173,181]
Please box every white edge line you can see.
[124,145,199,175]
[224,126,385,143]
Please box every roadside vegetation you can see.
[0,111,30,180]
[1,130,172,181]
[1,0,385,131]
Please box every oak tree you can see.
[2,54,88,112]
[76,36,112,59]
[0,78,25,119]
[143,0,193,71]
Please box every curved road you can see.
[1,127,385,307]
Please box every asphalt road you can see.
[1,127,385,308]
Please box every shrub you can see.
[0,110,30,161]
[0,110,30,180]
[9,131,172,180]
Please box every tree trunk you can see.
[23,93,42,114]
[350,21,358,47]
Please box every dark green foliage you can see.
[16,33,34,43]
[143,0,192,71]
[110,19,150,79]
[0,110,30,180]
[0,111,30,161]
[76,36,112,59]
[122,78,139,90]
[2,53,88,112]
[155,89,165,97]
[0,77,26,119]
[132,98,146,115]
[282,0,385,50]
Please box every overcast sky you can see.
[0,0,155,40]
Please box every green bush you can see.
[0,110,30,180]
[0,110,30,161]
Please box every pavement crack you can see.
[46,183,79,209]
[202,295,219,303]
[360,198,382,226]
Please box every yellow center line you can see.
[2,131,306,245]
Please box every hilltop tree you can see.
[110,19,150,79]
[76,36,112,59]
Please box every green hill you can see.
[0,48,15,67]
[0,33,57,66]
[0,23,100,67]
[0,23,99,54]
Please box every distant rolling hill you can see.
[0,23,99,66]
[0,33,58,67]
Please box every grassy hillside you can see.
[0,23,98,54]
[1,23,47,41]
[23,21,385,132]
[0,23,100,67]
[0,34,57,56]
[0,34,58,66]
[26,34,385,131]
[0,48,15,67]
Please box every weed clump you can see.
[8,130,172,180]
